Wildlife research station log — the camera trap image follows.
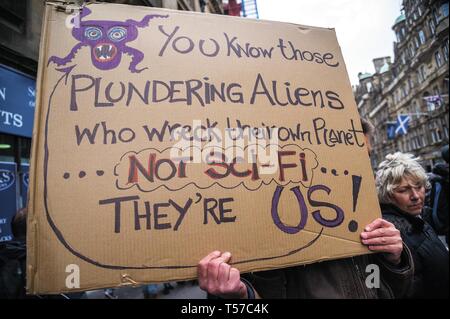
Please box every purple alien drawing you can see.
[48,7,168,73]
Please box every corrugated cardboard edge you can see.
[26,2,54,295]
[25,2,377,294]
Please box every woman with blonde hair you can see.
[376,152,448,298]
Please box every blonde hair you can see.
[375,152,430,204]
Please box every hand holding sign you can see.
[197,251,248,299]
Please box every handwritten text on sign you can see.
[29,5,379,294]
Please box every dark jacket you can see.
[242,247,413,299]
[425,168,449,241]
[381,203,449,299]
[0,240,27,299]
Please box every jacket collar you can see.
[380,203,424,229]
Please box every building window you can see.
[430,122,443,144]
[406,47,412,59]
[443,40,449,62]
[431,128,442,144]
[431,130,437,144]
[433,85,440,96]
[419,30,426,45]
[433,8,439,24]
[428,19,436,35]
[409,43,415,57]
[417,71,422,83]
[421,134,427,147]
[441,3,449,19]
[418,65,426,83]
[415,36,420,49]
[413,100,420,113]
[435,50,443,67]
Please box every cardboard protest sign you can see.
[28,2,380,294]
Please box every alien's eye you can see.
[84,27,102,40]
[108,26,127,42]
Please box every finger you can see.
[361,227,399,239]
[364,218,392,232]
[229,268,246,298]
[207,252,232,282]
[229,267,241,285]
[198,251,221,285]
[361,236,400,246]
[367,244,402,253]
[218,261,231,285]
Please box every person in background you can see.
[0,208,86,299]
[360,117,374,157]
[162,282,175,295]
[0,208,27,299]
[142,284,158,299]
[376,152,449,298]
[424,145,449,245]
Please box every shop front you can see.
[0,64,35,242]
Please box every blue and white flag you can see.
[387,122,396,140]
[395,114,410,136]
[424,95,442,110]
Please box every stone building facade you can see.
[354,0,449,170]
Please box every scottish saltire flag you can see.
[395,114,410,136]
[387,123,396,140]
[424,95,442,111]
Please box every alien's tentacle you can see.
[79,6,92,20]
[123,45,147,74]
[47,42,87,67]
[69,6,91,26]
[126,14,169,28]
